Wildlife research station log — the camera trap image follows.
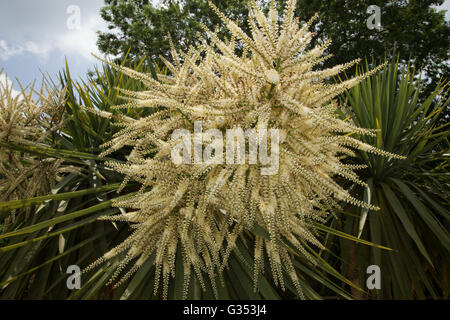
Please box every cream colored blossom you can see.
[265,69,280,84]
[87,0,403,299]
[0,72,69,209]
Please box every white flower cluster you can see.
[87,0,402,299]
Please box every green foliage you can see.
[293,1,449,80]
[0,6,448,297]
[335,58,449,299]
[97,1,449,92]
[0,57,157,299]
[97,0,251,61]
[1,55,372,300]
[98,0,449,126]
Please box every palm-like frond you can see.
[335,58,449,299]
[0,53,386,300]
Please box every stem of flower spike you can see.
[266,59,281,100]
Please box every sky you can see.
[0,0,449,96]
[0,0,108,96]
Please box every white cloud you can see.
[54,15,106,61]
[0,40,50,61]
[0,40,22,60]
[0,1,108,63]
[432,1,450,21]
[0,15,106,62]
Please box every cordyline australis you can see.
[0,71,69,209]
[85,0,403,299]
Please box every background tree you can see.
[97,0,449,77]
[97,0,251,61]
[292,0,449,124]
[97,0,449,121]
[293,0,449,79]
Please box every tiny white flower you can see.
[265,69,280,84]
